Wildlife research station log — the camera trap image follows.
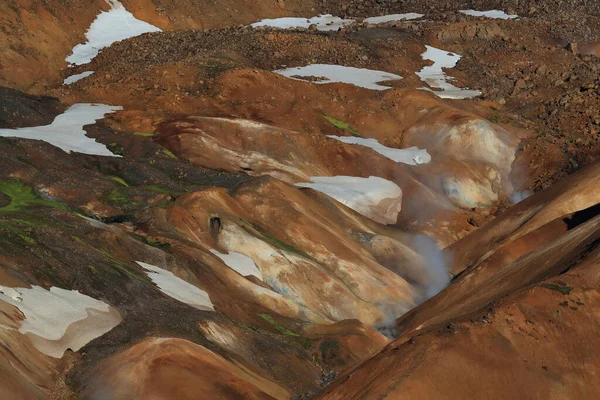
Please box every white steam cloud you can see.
[509,190,532,204]
[408,234,451,301]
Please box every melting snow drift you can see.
[251,13,423,31]
[297,176,403,225]
[137,262,215,311]
[210,250,264,281]
[328,136,431,165]
[363,13,424,24]
[0,285,121,358]
[66,0,161,66]
[251,14,354,31]
[459,10,518,19]
[0,103,122,157]
[416,46,482,99]
[63,71,95,85]
[275,64,402,91]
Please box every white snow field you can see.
[363,13,424,24]
[66,0,161,66]
[251,13,423,31]
[210,250,264,281]
[251,14,354,31]
[0,103,122,157]
[416,45,482,99]
[328,136,431,165]
[459,10,518,19]
[136,262,215,311]
[63,71,95,85]
[296,176,403,224]
[274,64,402,90]
[0,285,121,358]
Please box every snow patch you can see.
[0,285,121,358]
[296,176,403,224]
[210,250,264,281]
[459,10,518,20]
[416,45,481,99]
[0,103,122,157]
[66,0,161,66]
[63,71,95,85]
[201,117,271,130]
[251,14,354,31]
[328,136,431,165]
[274,64,402,91]
[363,13,424,24]
[251,13,423,31]
[136,262,214,311]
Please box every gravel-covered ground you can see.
[49,4,600,191]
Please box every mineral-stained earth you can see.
[0,0,598,399]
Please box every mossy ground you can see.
[541,283,573,295]
[259,313,301,337]
[257,313,317,353]
[108,176,129,187]
[240,218,312,259]
[322,115,363,137]
[0,180,68,212]
[161,148,177,159]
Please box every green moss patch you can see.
[258,313,300,337]
[106,143,124,156]
[161,148,177,159]
[0,181,67,212]
[323,115,363,137]
[108,176,129,187]
[0,213,69,251]
[238,322,259,334]
[240,218,311,259]
[144,237,170,250]
[106,188,132,204]
[0,220,37,245]
[541,283,573,295]
[92,246,150,284]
